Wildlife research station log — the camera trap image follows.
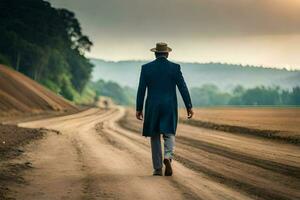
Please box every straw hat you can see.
[150,42,172,53]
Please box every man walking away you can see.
[136,42,194,176]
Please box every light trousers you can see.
[150,133,175,170]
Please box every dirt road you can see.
[8,107,300,200]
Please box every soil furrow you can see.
[177,135,300,178]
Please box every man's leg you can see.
[163,134,175,160]
[163,133,175,176]
[150,134,162,175]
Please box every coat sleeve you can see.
[175,65,192,109]
[136,66,147,111]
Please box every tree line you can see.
[190,84,300,106]
[88,79,300,107]
[0,0,93,101]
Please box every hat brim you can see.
[150,47,172,52]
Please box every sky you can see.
[48,0,300,69]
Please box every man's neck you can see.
[156,56,167,59]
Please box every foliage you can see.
[290,87,300,105]
[0,0,93,100]
[91,80,135,105]
[73,82,97,105]
[0,53,11,66]
[190,85,300,107]
[239,86,281,105]
[190,84,231,106]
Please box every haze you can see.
[48,0,300,69]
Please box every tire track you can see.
[177,135,300,178]
[174,154,298,200]
[179,118,300,145]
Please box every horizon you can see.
[90,57,300,72]
[48,0,300,70]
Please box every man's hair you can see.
[155,52,169,58]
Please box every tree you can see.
[190,84,231,106]
[91,79,135,105]
[290,87,300,105]
[240,86,281,105]
[0,0,94,100]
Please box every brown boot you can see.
[163,159,173,176]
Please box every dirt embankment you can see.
[0,65,78,118]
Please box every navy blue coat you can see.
[136,57,192,137]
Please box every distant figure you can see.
[103,99,109,110]
[136,42,193,176]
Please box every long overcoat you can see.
[136,57,192,137]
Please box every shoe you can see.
[153,168,163,176]
[163,159,173,176]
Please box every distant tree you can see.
[240,86,281,105]
[91,80,135,105]
[228,85,245,105]
[190,84,231,106]
[232,85,245,95]
[280,89,292,105]
[290,87,300,105]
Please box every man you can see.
[136,42,194,176]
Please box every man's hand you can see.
[136,111,143,120]
[187,108,194,119]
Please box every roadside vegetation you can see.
[0,0,93,102]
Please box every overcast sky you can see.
[48,0,300,69]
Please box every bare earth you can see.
[179,108,300,143]
[179,107,300,134]
[5,107,300,200]
[0,65,77,116]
